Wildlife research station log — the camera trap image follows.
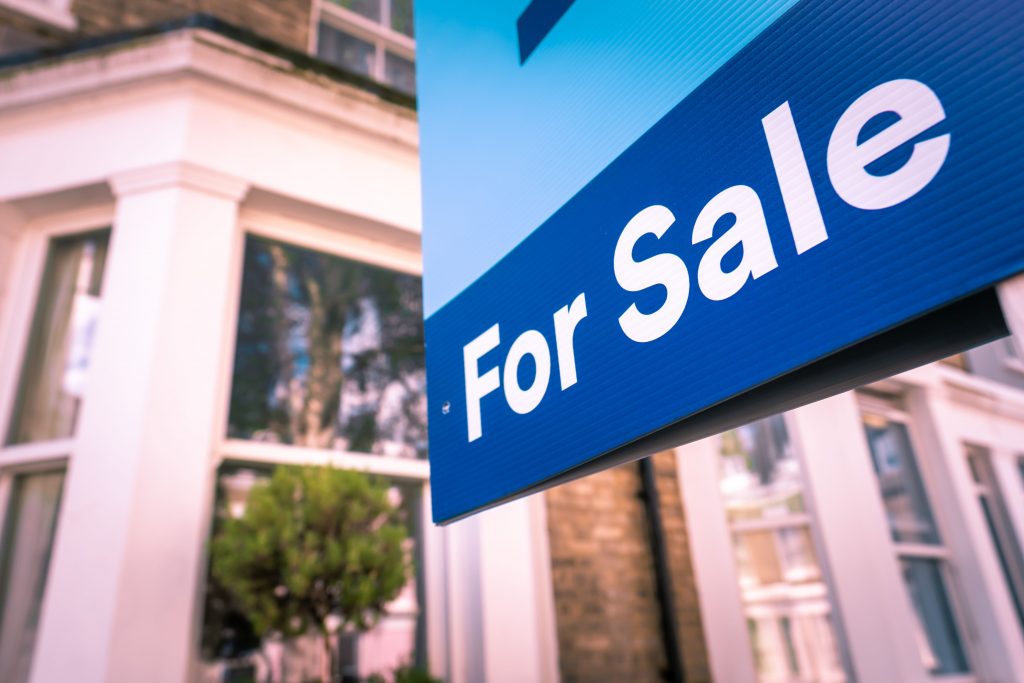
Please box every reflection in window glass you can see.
[860,407,971,676]
[229,236,426,459]
[719,417,804,523]
[328,0,381,22]
[0,469,65,683]
[900,558,969,675]
[719,416,848,683]
[8,231,109,445]
[391,0,414,37]
[385,51,416,96]
[863,415,940,545]
[318,23,376,78]
[965,445,1024,632]
[199,465,426,683]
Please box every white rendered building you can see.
[1,5,1024,683]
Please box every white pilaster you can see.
[444,494,560,683]
[30,164,248,683]
[908,384,1024,681]
[790,392,929,683]
[477,495,559,683]
[675,437,758,683]
[444,515,486,683]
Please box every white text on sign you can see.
[462,78,950,442]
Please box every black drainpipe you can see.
[639,456,686,683]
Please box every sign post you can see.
[416,0,1024,523]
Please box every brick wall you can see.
[66,0,312,51]
[546,450,712,683]
[651,450,712,683]
[0,1,312,53]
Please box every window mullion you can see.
[376,40,386,82]
[730,515,814,534]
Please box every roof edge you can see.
[0,12,417,110]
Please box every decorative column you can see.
[908,380,1024,681]
[675,437,758,683]
[443,495,560,683]
[789,392,928,683]
[30,163,248,683]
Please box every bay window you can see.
[7,230,108,445]
[718,415,848,683]
[0,225,106,683]
[861,403,971,677]
[204,232,432,681]
[0,467,65,683]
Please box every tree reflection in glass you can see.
[229,236,426,459]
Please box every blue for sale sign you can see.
[416,0,1024,523]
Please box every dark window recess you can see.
[228,235,426,459]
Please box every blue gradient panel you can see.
[419,0,1024,522]
[416,0,801,316]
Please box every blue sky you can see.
[416,0,800,316]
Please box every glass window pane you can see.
[719,416,848,683]
[733,527,823,589]
[384,51,416,96]
[228,236,427,459]
[0,469,66,683]
[390,0,414,37]
[900,558,970,675]
[966,445,1024,631]
[327,0,382,23]
[719,415,805,523]
[199,465,426,682]
[862,415,940,545]
[318,23,376,79]
[7,231,109,445]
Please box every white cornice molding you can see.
[110,162,250,202]
[0,27,418,151]
[932,362,1024,420]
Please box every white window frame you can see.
[0,458,69,536]
[0,207,112,473]
[963,443,1024,630]
[712,415,854,683]
[311,0,416,87]
[0,0,76,32]
[0,205,110,683]
[858,392,977,683]
[209,216,443,679]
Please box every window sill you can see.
[0,0,77,32]
[0,438,75,468]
